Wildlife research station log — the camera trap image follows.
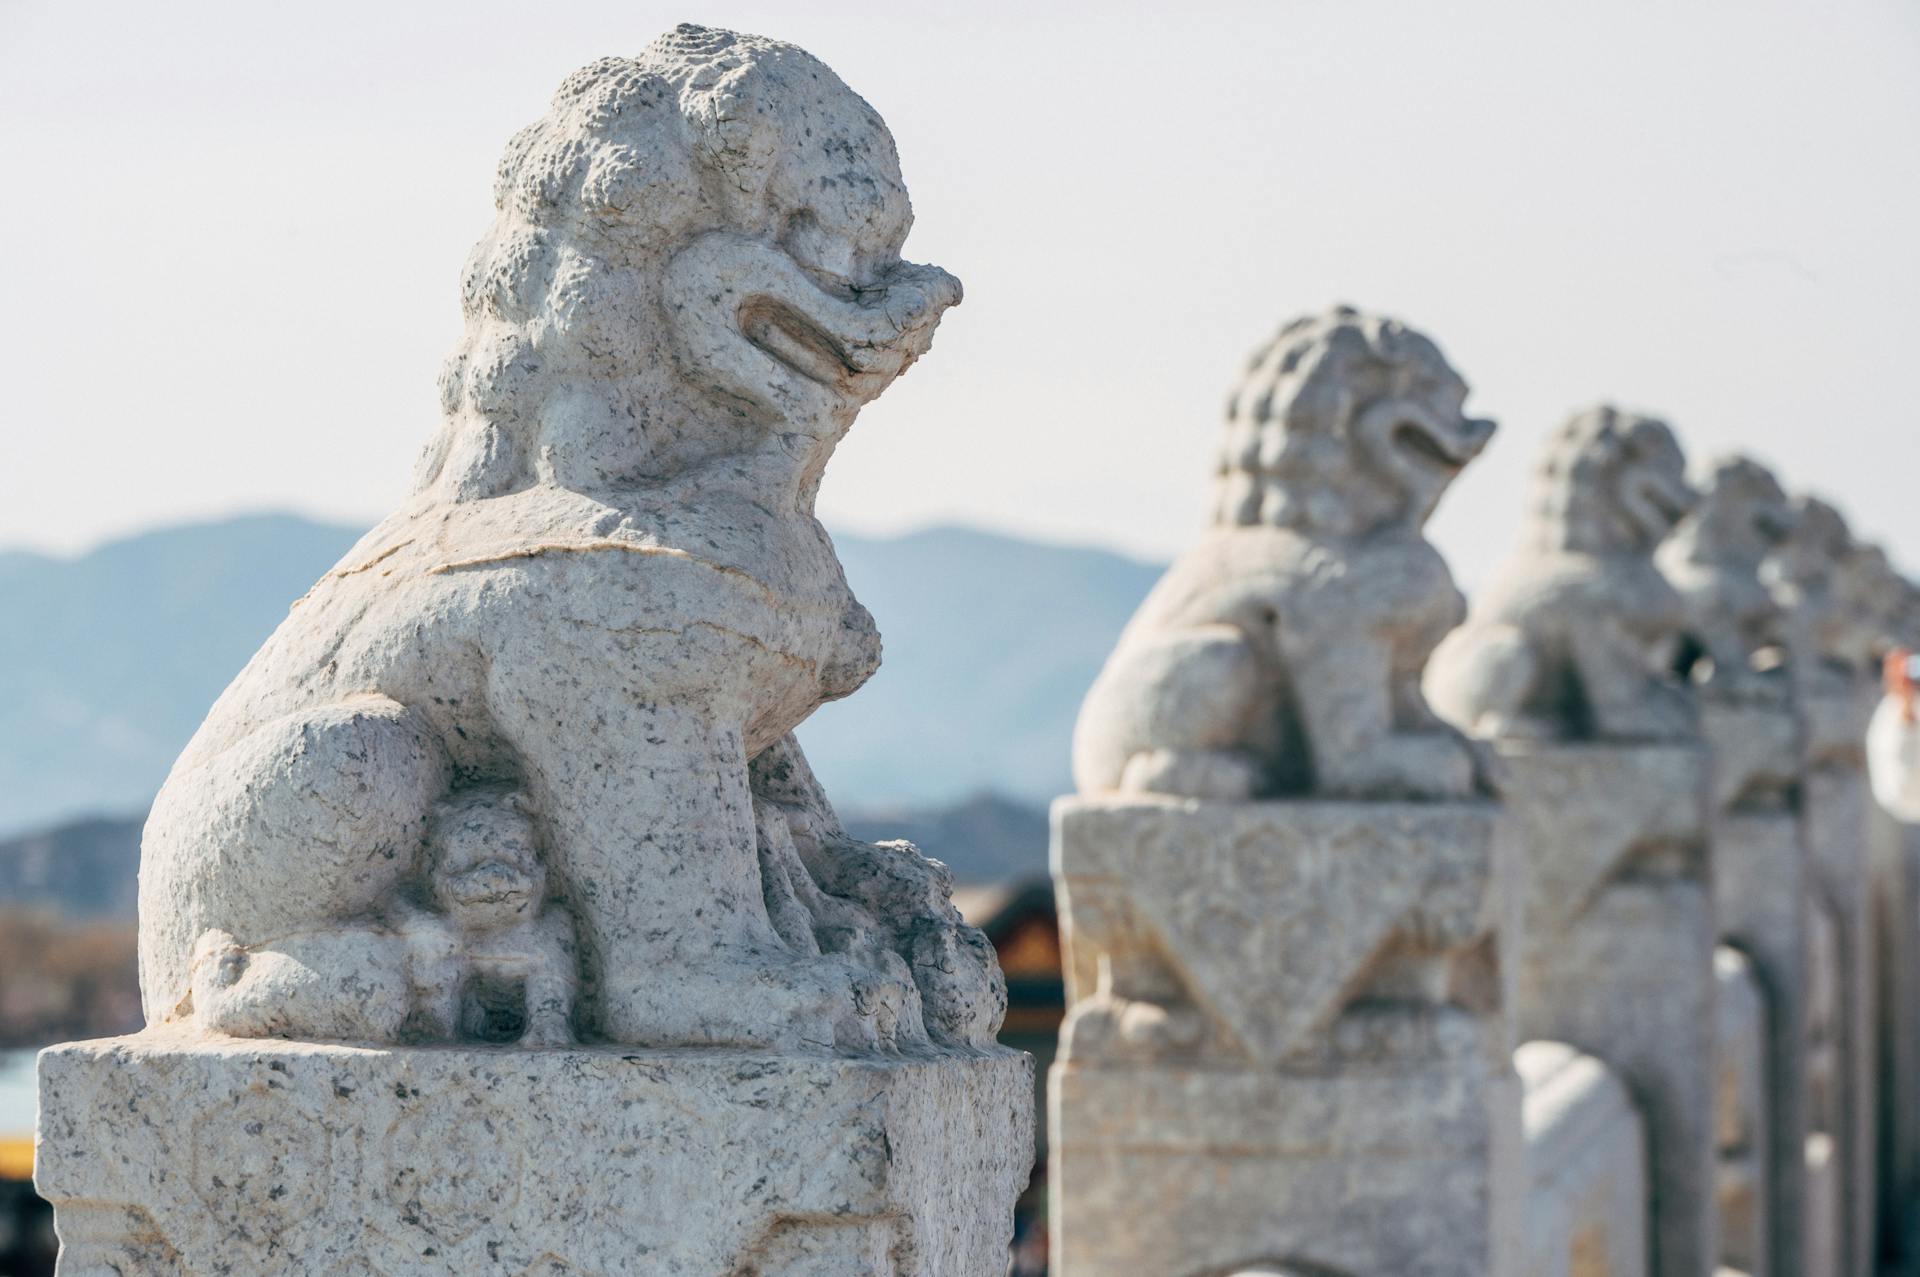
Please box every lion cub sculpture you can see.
[139,26,1004,1052]
[1426,406,1700,742]
[1073,306,1496,802]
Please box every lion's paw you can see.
[601,952,924,1052]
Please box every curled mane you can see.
[1212,304,1474,535]
[413,25,913,505]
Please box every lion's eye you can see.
[779,210,856,289]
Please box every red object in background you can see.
[1886,647,1916,725]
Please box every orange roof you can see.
[0,1136,32,1182]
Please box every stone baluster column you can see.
[1869,796,1920,1263]
[1052,307,1519,1277]
[1867,612,1920,1267]
[1764,501,1890,1277]
[1655,455,1809,1277]
[33,27,1030,1276]
[1427,406,1717,1277]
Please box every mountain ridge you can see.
[0,513,1161,836]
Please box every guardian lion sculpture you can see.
[138,25,1004,1051]
[1072,305,1496,801]
[1655,454,1798,700]
[1762,496,1894,695]
[1426,405,1700,741]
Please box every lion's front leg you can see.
[1288,631,1477,800]
[487,675,769,1043]
[487,654,900,1049]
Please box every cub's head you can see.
[427,790,544,934]
[1213,306,1495,537]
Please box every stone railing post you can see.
[1764,500,1893,1277]
[1051,307,1519,1277]
[32,26,1029,1276]
[1867,632,1920,1267]
[1655,453,1809,1277]
[1428,405,1717,1277]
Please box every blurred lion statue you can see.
[1426,405,1699,741]
[1073,305,1496,802]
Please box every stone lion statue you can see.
[1763,496,1887,684]
[139,25,1005,1051]
[1425,405,1700,742]
[1654,454,1797,700]
[1072,305,1496,802]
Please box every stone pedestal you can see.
[1869,804,1919,1267]
[1499,742,1715,1277]
[1801,688,1877,1277]
[1717,946,1772,1277]
[1718,808,1810,1276]
[1518,1041,1648,1277]
[1706,701,1810,1277]
[35,1031,1032,1276]
[1048,798,1520,1277]
[1805,894,1847,1277]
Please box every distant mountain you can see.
[0,814,144,919]
[0,515,1160,835]
[801,526,1162,807]
[0,786,1046,926]
[842,792,1050,886]
[0,514,362,836]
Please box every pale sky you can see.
[2,0,1917,583]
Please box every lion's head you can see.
[1527,405,1696,554]
[414,25,960,508]
[1212,306,1495,537]
[1664,454,1795,569]
[1763,495,1854,667]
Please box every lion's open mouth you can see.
[1394,421,1473,471]
[739,296,859,389]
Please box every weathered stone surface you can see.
[1497,741,1717,1277]
[36,1032,1032,1276]
[1073,306,1495,805]
[1050,797,1520,1277]
[1717,946,1771,1277]
[1053,1044,1518,1277]
[1518,1040,1647,1277]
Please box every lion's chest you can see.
[481,542,869,703]
[1143,530,1461,646]
[288,527,872,759]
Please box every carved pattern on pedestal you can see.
[380,1105,529,1245]
[188,1091,331,1244]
